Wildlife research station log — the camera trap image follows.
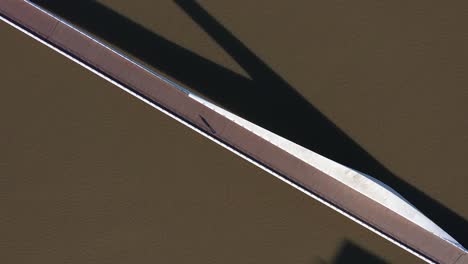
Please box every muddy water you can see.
[2,0,467,263]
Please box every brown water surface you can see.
[2,0,468,263]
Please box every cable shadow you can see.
[329,240,388,264]
[31,0,467,245]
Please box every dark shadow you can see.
[330,240,388,264]
[31,0,467,245]
[199,115,216,134]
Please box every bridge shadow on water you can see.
[32,0,467,246]
[331,241,388,264]
[315,240,388,264]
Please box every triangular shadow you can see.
[31,0,467,245]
